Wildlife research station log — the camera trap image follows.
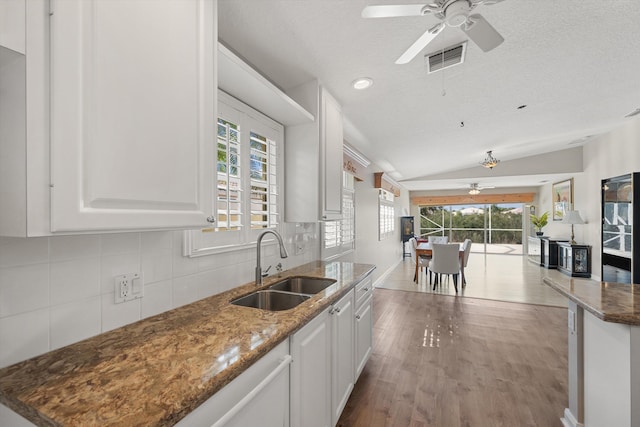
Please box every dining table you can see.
[414,241,466,285]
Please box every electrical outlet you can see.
[114,273,143,304]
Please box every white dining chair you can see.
[428,235,449,244]
[409,237,427,283]
[462,238,472,286]
[428,243,461,292]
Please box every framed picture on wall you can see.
[552,178,573,221]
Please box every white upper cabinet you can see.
[0,0,217,236]
[285,81,344,222]
[0,0,25,54]
[48,0,215,232]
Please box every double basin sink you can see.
[231,276,336,311]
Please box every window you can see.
[322,172,356,259]
[378,189,395,240]
[184,91,283,256]
[418,203,524,254]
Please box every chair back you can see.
[408,237,417,262]
[428,235,449,244]
[463,239,472,267]
[429,243,460,275]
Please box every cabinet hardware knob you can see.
[206,216,215,223]
[356,315,361,320]
[335,306,341,313]
[363,288,369,292]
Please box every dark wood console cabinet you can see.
[558,243,592,278]
[528,236,568,269]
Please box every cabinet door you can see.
[354,295,373,380]
[320,88,343,220]
[331,290,354,426]
[220,362,290,427]
[290,309,331,427]
[0,0,25,53]
[175,341,290,427]
[49,0,215,232]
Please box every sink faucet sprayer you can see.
[256,230,288,286]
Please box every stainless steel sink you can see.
[231,290,310,311]
[268,276,336,295]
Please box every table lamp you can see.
[562,210,585,244]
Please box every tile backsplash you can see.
[0,224,316,368]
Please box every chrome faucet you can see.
[256,230,288,286]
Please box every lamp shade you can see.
[562,210,585,225]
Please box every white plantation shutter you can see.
[216,118,243,231]
[379,189,395,240]
[184,91,283,257]
[322,172,356,259]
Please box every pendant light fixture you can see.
[480,150,500,169]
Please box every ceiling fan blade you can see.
[460,14,504,52]
[362,4,429,18]
[395,23,444,64]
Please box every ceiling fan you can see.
[362,0,506,64]
[468,182,495,194]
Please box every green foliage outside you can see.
[419,205,523,244]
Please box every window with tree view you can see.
[419,204,523,250]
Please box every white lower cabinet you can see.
[354,295,373,379]
[354,275,374,380]
[290,308,332,427]
[176,341,291,427]
[331,290,355,426]
[290,278,374,427]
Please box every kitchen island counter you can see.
[543,273,640,427]
[543,274,640,325]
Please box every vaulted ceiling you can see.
[218,0,640,192]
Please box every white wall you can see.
[339,165,409,284]
[540,115,640,279]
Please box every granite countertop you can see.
[543,274,640,326]
[0,261,376,427]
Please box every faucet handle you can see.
[262,265,272,277]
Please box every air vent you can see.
[425,42,467,73]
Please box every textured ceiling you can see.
[218,0,640,192]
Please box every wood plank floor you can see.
[338,289,568,427]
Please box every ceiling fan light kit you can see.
[362,0,506,64]
[480,150,500,169]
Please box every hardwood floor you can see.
[338,289,568,426]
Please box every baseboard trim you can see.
[561,408,583,427]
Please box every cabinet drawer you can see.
[354,275,373,310]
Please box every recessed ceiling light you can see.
[352,77,373,90]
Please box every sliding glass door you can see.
[419,204,524,255]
